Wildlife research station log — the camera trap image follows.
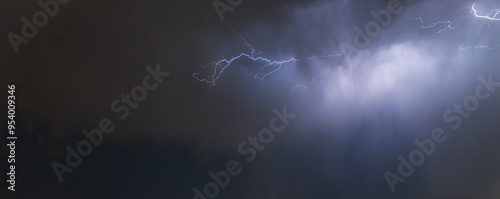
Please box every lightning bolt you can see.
[472,4,500,21]
[413,16,466,33]
[415,4,500,51]
[414,4,500,33]
[193,29,301,87]
[290,70,329,95]
[193,29,343,89]
[459,43,500,50]
[463,4,500,51]
[412,6,471,33]
[195,3,500,90]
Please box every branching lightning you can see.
[193,29,299,87]
[194,3,500,92]
[415,4,500,33]
[193,29,343,89]
[472,4,500,21]
[415,4,500,52]
[413,6,472,33]
[289,70,329,95]
[413,16,467,33]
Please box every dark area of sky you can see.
[2,0,500,198]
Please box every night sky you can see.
[2,0,500,198]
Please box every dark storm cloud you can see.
[3,0,500,198]
[185,0,500,198]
